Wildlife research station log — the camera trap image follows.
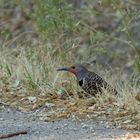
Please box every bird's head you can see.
[57,64,88,80]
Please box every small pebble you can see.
[63,123,68,127]
[89,126,95,132]
[81,123,89,129]
[0,118,4,121]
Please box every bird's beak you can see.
[57,67,76,75]
[56,67,70,71]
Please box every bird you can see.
[57,64,117,96]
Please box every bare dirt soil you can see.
[0,105,139,140]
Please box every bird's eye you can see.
[71,66,75,69]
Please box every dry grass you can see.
[0,44,140,130]
[114,133,140,140]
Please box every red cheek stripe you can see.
[70,69,76,75]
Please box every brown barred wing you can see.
[82,71,114,95]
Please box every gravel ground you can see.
[0,106,138,140]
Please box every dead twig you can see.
[0,131,28,139]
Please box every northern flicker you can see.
[57,64,117,96]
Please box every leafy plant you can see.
[34,0,77,42]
